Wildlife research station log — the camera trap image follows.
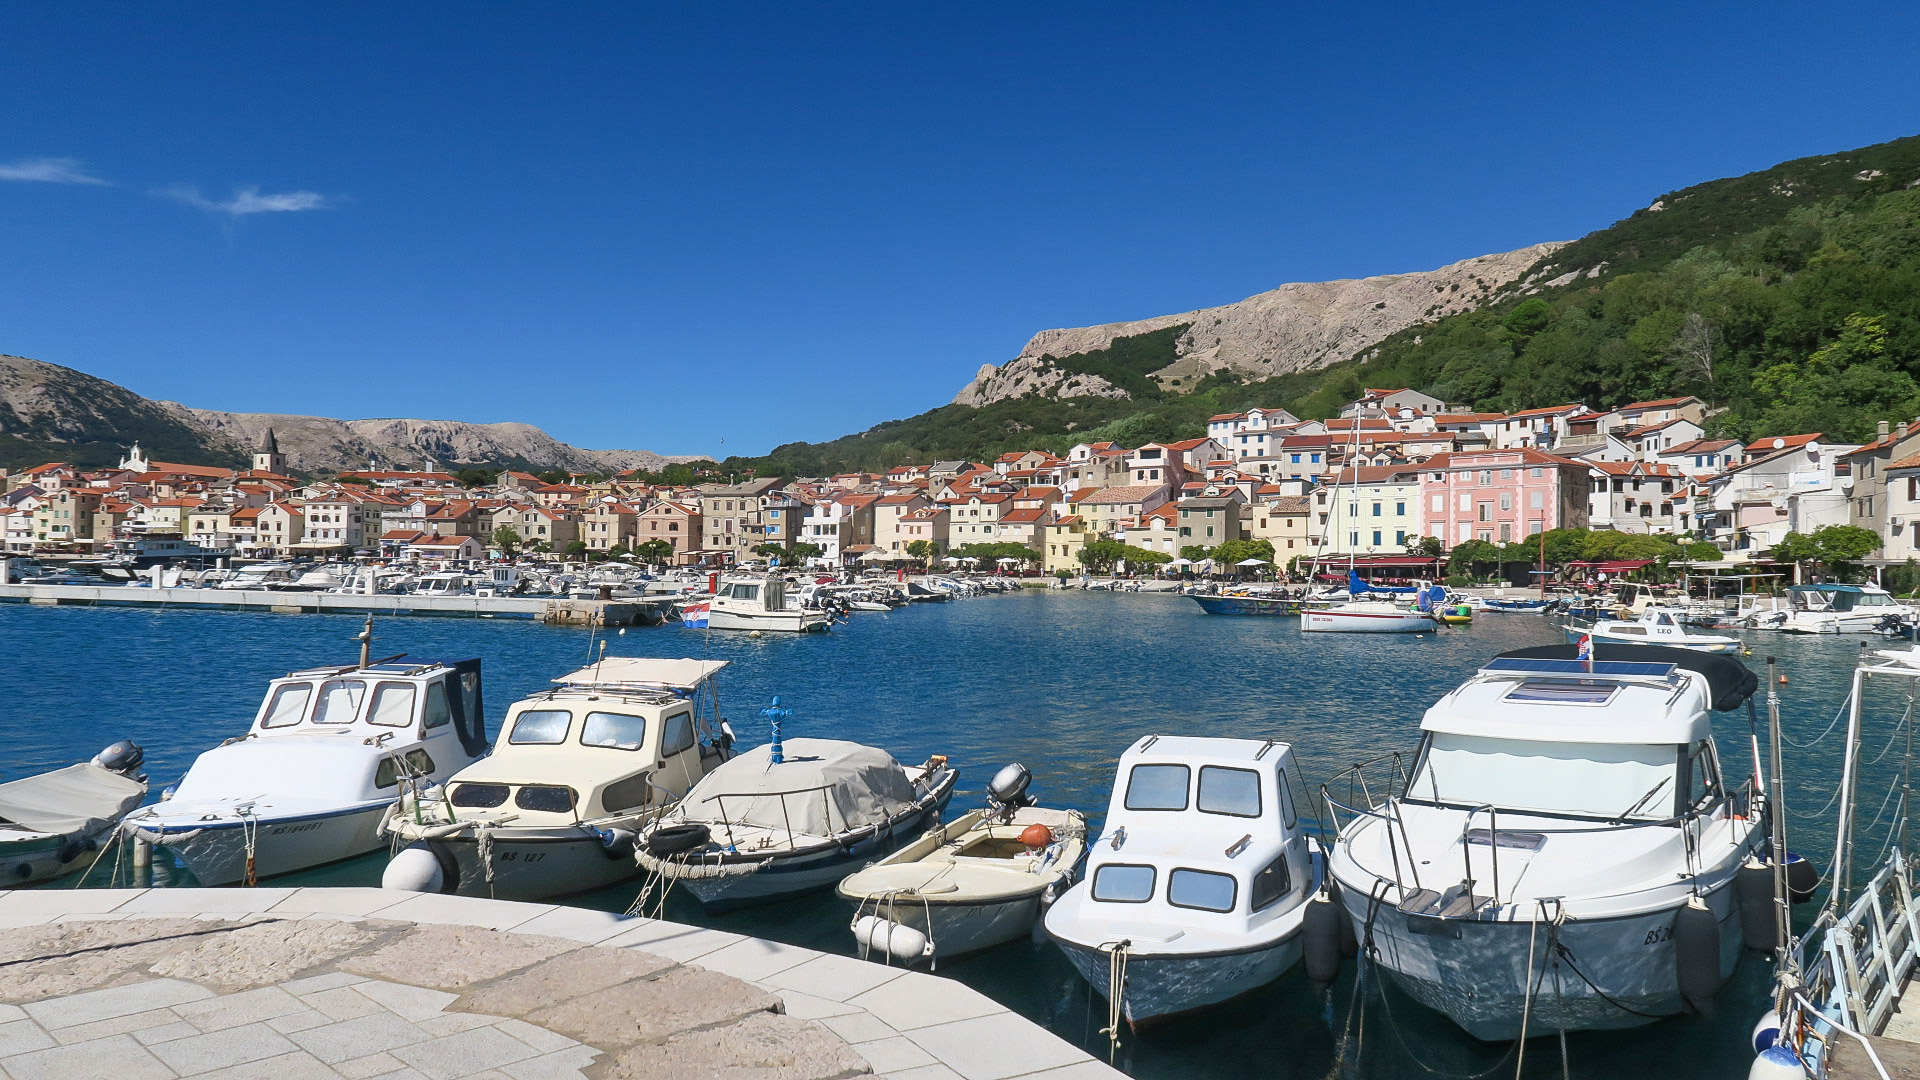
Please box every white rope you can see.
[239,808,259,887]
[1781,692,1850,750]
[1098,940,1130,1063]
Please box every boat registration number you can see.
[496,851,546,863]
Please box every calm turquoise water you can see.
[1,593,1907,1079]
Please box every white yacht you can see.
[1324,644,1764,1039]
[1566,606,1743,654]
[704,577,830,632]
[381,657,737,901]
[1750,583,1916,633]
[1044,736,1321,1026]
[0,742,147,886]
[126,651,490,885]
[634,734,957,910]
[213,562,301,590]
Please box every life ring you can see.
[645,823,711,857]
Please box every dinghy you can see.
[127,639,490,885]
[1045,735,1321,1026]
[381,657,737,901]
[635,724,957,911]
[839,764,1086,965]
[0,742,147,886]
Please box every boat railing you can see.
[1785,847,1919,1070]
[706,781,844,852]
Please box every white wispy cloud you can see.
[0,156,109,185]
[163,184,329,216]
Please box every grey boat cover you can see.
[0,765,145,836]
[677,738,917,838]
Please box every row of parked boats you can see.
[3,623,1822,1047]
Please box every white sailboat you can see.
[1324,643,1765,1039]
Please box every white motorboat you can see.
[1749,583,1917,634]
[635,733,957,910]
[213,562,301,590]
[839,764,1087,965]
[127,646,490,885]
[0,742,148,886]
[703,577,831,632]
[409,572,476,597]
[1566,607,1743,654]
[381,657,738,901]
[1324,643,1765,1039]
[1045,735,1322,1026]
[1300,598,1438,633]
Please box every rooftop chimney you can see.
[1880,421,1891,437]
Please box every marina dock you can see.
[0,886,1120,1080]
[0,582,671,627]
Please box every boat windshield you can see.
[1408,733,1681,821]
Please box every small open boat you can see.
[839,764,1086,965]
[0,742,147,886]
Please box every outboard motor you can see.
[986,763,1035,822]
[91,740,145,779]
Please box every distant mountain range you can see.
[0,354,703,475]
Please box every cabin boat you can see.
[1324,644,1764,1039]
[381,657,737,901]
[706,577,831,632]
[839,764,1087,964]
[409,572,476,597]
[1045,735,1321,1026]
[1567,606,1742,654]
[634,736,957,910]
[126,655,490,885]
[0,742,147,886]
[1748,583,1917,634]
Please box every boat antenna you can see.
[761,696,791,764]
[356,615,374,670]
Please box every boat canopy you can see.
[0,765,145,835]
[556,657,728,693]
[676,738,915,837]
[1496,644,1757,712]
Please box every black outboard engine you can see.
[986,763,1036,823]
[91,740,145,779]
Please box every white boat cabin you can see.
[171,658,489,809]
[444,657,732,827]
[1081,735,1316,942]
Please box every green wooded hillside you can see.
[725,134,1920,477]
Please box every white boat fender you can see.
[1303,892,1343,984]
[1750,1009,1782,1053]
[1674,895,1722,1014]
[1748,1044,1804,1080]
[597,827,638,859]
[1734,857,1779,952]
[382,841,457,894]
[852,915,934,964]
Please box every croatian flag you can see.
[1576,633,1593,672]
[682,602,711,629]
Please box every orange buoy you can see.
[1777,674,1789,685]
[1020,823,1053,849]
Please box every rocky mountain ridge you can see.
[953,242,1566,406]
[0,353,701,474]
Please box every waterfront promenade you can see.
[0,886,1119,1080]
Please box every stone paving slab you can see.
[0,888,1124,1080]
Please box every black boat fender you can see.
[646,823,711,857]
[1674,895,1722,1014]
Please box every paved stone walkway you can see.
[0,888,1122,1080]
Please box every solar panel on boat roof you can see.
[1481,658,1677,678]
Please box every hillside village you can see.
[5,386,1914,582]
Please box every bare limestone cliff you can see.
[186,410,703,475]
[954,242,1565,405]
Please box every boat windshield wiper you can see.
[1613,777,1672,822]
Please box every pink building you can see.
[1420,449,1591,546]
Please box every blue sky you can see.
[4,4,1918,459]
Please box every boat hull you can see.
[1190,595,1304,616]
[1301,609,1436,633]
[1336,883,1743,1040]
[0,826,118,887]
[1564,625,1741,654]
[704,609,830,632]
[1052,932,1304,1026]
[386,826,643,902]
[133,802,390,886]
[676,820,928,911]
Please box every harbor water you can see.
[1,591,1906,1079]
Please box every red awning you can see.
[1308,555,1444,568]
